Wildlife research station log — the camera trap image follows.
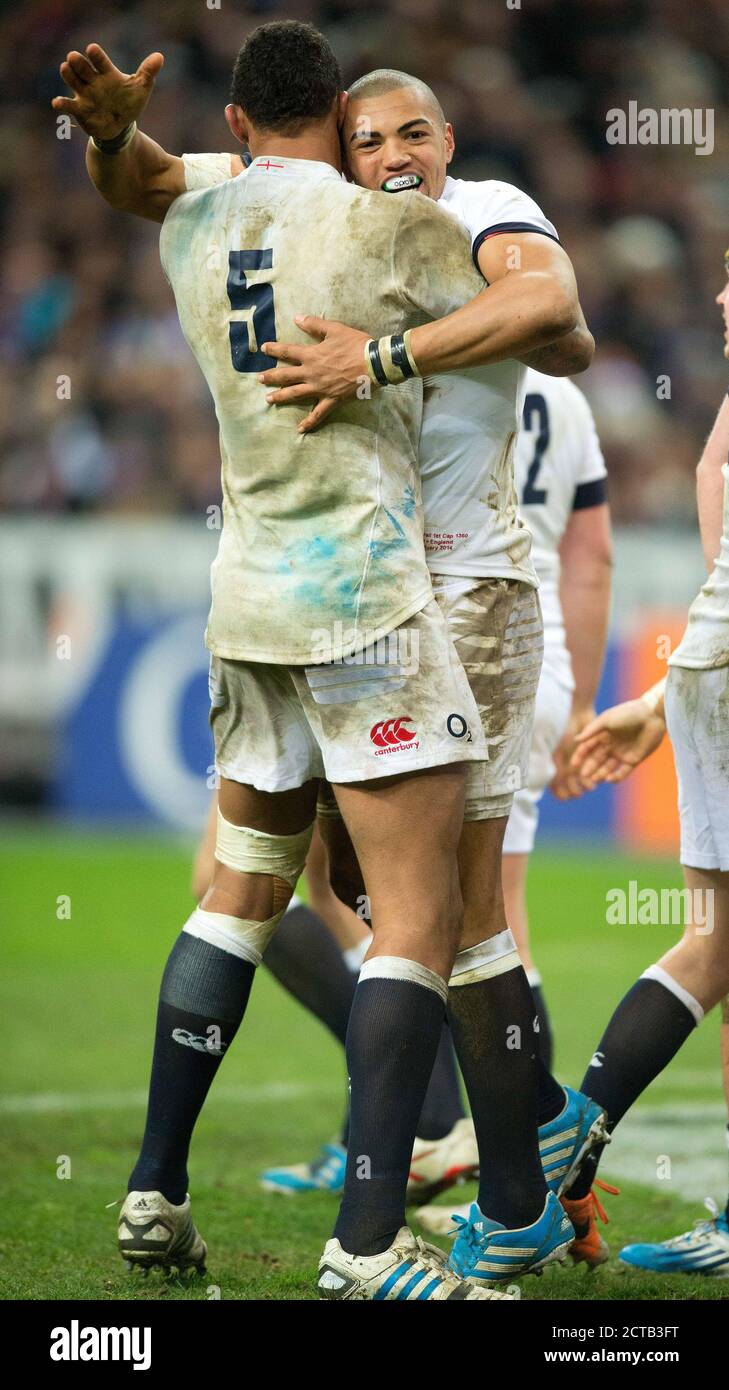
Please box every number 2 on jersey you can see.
[227,250,276,372]
[521,392,550,505]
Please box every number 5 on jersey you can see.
[227,250,276,372]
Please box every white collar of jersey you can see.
[247,155,342,181]
[440,174,465,205]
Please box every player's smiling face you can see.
[344,88,454,202]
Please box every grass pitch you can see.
[1,827,727,1301]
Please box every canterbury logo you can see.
[590,1051,605,1068]
[172,1028,227,1057]
[370,717,417,748]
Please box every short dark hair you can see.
[347,69,446,129]
[230,21,342,134]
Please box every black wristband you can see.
[389,333,416,381]
[367,339,389,387]
[91,122,137,155]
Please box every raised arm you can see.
[52,44,243,222]
[52,45,184,222]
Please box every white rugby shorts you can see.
[431,576,544,822]
[665,663,729,871]
[209,597,486,791]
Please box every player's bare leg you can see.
[333,766,464,973]
[191,792,218,901]
[305,814,369,955]
[501,851,531,965]
[653,868,729,1009]
[119,775,317,1271]
[502,850,554,1067]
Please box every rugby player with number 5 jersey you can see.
[55,19,600,1299]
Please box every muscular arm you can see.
[257,229,594,428]
[53,43,242,222]
[406,233,594,377]
[86,128,186,222]
[696,392,729,572]
[87,137,243,222]
[518,303,594,377]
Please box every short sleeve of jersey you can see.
[159,186,196,284]
[182,153,234,190]
[393,193,485,319]
[568,384,608,509]
[443,178,559,266]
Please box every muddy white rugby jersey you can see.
[163,155,483,664]
[183,159,562,590]
[670,452,729,670]
[420,176,559,583]
[514,369,607,685]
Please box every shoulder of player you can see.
[161,180,228,226]
[350,182,454,219]
[441,173,537,212]
[443,173,528,198]
[393,187,472,243]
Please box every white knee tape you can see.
[449,929,520,987]
[184,906,282,969]
[215,810,313,886]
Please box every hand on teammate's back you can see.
[52,43,164,141]
[570,698,667,787]
[259,315,372,433]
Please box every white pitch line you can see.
[0,1081,332,1116]
[4,1090,727,1204]
[602,1102,728,1202]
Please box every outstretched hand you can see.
[52,43,164,141]
[570,698,667,787]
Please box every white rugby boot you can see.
[117,1191,207,1273]
[407,1118,479,1205]
[317,1225,513,1300]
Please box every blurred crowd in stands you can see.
[2,0,728,524]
